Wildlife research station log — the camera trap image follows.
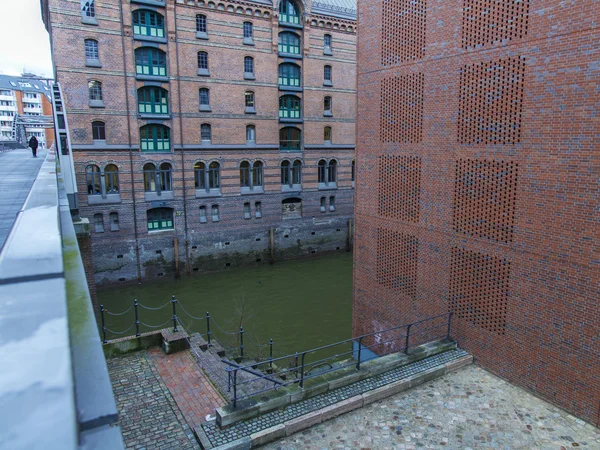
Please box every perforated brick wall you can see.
[380,74,424,143]
[378,155,421,222]
[458,56,526,144]
[449,247,509,335]
[376,228,418,297]
[462,0,530,49]
[453,159,518,243]
[382,0,427,65]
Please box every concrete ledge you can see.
[217,399,260,428]
[284,409,322,436]
[445,354,473,373]
[161,329,189,354]
[320,395,362,422]
[194,425,214,450]
[362,379,411,406]
[250,424,286,447]
[102,330,163,358]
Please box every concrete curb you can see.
[202,353,473,449]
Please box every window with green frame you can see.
[279,0,300,25]
[135,47,167,77]
[132,10,165,38]
[279,95,301,119]
[278,32,300,54]
[138,87,168,115]
[280,127,301,150]
[147,208,174,231]
[140,125,170,152]
[278,63,300,87]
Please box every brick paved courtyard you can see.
[264,365,600,450]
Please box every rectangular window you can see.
[324,66,332,82]
[199,206,207,223]
[85,40,99,60]
[147,208,174,231]
[255,202,262,218]
[244,58,254,74]
[211,205,219,222]
[320,197,326,213]
[109,212,120,231]
[94,213,104,232]
[244,202,251,219]
[243,22,253,39]
[200,89,210,107]
[329,196,336,211]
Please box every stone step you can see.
[195,348,472,449]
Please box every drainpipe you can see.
[118,0,142,283]
[173,1,191,276]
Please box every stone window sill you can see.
[199,105,212,112]
[144,191,174,202]
[89,100,105,108]
[324,111,333,117]
[87,194,121,205]
[196,31,208,40]
[245,107,256,114]
[85,59,102,68]
[318,183,337,190]
[241,187,264,195]
[323,80,333,87]
[244,73,256,80]
[195,189,221,198]
[198,69,210,77]
[243,37,255,46]
[81,16,98,26]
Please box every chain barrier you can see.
[105,324,135,336]
[138,301,171,311]
[104,305,133,316]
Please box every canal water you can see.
[98,252,353,359]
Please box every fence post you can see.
[356,336,364,370]
[239,326,245,359]
[171,295,178,332]
[447,311,453,340]
[405,324,412,354]
[100,304,107,343]
[206,312,211,345]
[233,369,238,408]
[299,352,306,388]
[134,299,140,337]
[269,338,273,370]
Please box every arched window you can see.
[135,47,167,77]
[88,81,102,101]
[199,88,210,110]
[324,96,332,115]
[81,0,96,19]
[194,161,220,193]
[86,165,101,195]
[324,126,332,143]
[279,127,301,151]
[240,161,264,191]
[278,32,300,54]
[243,22,253,40]
[84,39,99,62]
[324,65,332,84]
[147,207,174,231]
[279,0,300,25]
[92,121,105,141]
[132,10,165,38]
[140,125,170,152]
[197,51,209,75]
[324,34,332,53]
[143,163,157,191]
[196,14,207,34]
[318,159,336,186]
[281,160,302,188]
[245,91,255,113]
[201,123,211,143]
[244,56,254,77]
[246,125,256,143]
[278,63,301,88]
[159,162,172,191]
[279,95,301,119]
[104,164,119,193]
[137,87,168,115]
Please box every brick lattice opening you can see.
[378,155,421,222]
[376,228,419,297]
[453,159,519,243]
[381,74,425,143]
[449,247,510,335]
[382,0,427,65]
[462,0,530,49]
[458,56,526,144]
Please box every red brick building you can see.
[41,0,356,283]
[354,0,599,425]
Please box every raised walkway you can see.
[0,145,47,250]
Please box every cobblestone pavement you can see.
[107,351,200,450]
[263,365,600,450]
[148,347,226,428]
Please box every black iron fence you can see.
[223,312,453,407]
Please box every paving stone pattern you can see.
[202,350,469,447]
[0,147,46,250]
[108,351,200,450]
[148,347,226,428]
[264,365,600,450]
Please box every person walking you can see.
[28,136,39,158]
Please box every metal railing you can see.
[223,312,453,407]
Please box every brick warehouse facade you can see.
[40,0,356,284]
[354,0,599,426]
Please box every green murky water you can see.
[98,253,353,359]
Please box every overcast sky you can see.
[0,0,53,78]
